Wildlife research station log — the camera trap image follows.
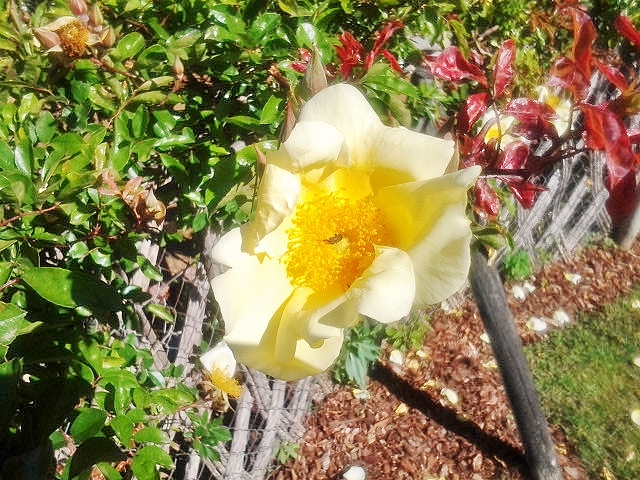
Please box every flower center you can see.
[56,19,89,57]
[284,193,391,292]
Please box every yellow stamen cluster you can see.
[285,193,391,292]
[210,368,242,399]
[56,19,89,57]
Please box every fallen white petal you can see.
[633,356,640,368]
[395,402,409,414]
[523,281,536,294]
[631,409,640,427]
[551,309,571,326]
[511,285,526,301]
[352,389,371,401]
[526,316,548,332]
[441,387,459,405]
[631,299,640,310]
[343,465,366,480]
[480,332,491,344]
[389,349,404,365]
[563,272,582,285]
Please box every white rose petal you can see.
[564,273,582,285]
[388,349,404,365]
[480,332,491,344]
[441,387,459,405]
[631,409,640,427]
[352,389,371,400]
[551,309,571,326]
[511,285,526,301]
[523,281,536,294]
[526,317,548,332]
[633,356,640,368]
[343,465,366,480]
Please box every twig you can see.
[0,203,60,228]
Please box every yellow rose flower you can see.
[211,84,480,381]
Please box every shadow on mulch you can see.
[370,363,529,478]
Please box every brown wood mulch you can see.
[270,241,640,480]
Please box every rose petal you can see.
[375,166,480,305]
[273,120,345,172]
[211,230,293,341]
[200,341,237,377]
[239,163,300,254]
[350,246,415,323]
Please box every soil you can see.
[270,241,640,480]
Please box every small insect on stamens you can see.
[323,233,343,244]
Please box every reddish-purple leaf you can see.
[458,92,491,134]
[498,141,531,171]
[473,178,501,220]
[570,7,596,80]
[503,98,556,123]
[582,103,638,222]
[425,46,489,87]
[593,57,629,92]
[547,57,591,101]
[493,39,516,98]
[606,166,637,222]
[615,15,640,50]
[504,179,545,209]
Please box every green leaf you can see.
[259,95,282,125]
[112,32,146,60]
[35,111,57,143]
[128,91,168,105]
[136,255,163,281]
[110,414,135,446]
[131,445,173,480]
[98,369,140,416]
[95,462,123,480]
[145,304,174,324]
[133,426,170,445]
[226,115,259,129]
[21,267,122,310]
[70,408,107,443]
[0,302,33,346]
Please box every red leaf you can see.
[425,46,489,87]
[504,179,545,209]
[379,49,403,73]
[615,15,640,50]
[593,57,629,92]
[365,20,404,70]
[473,178,501,220]
[503,98,556,123]
[502,98,559,140]
[335,31,364,78]
[458,92,491,134]
[606,166,637,222]
[569,7,595,81]
[547,56,591,101]
[582,103,638,222]
[498,141,531,171]
[493,39,516,98]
